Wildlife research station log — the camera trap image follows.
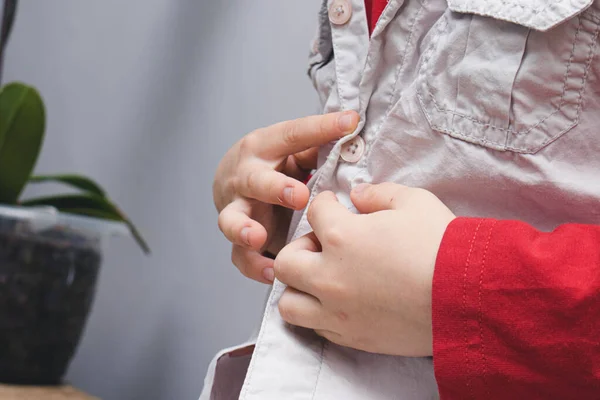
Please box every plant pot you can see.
[0,205,128,385]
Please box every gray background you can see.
[4,1,319,398]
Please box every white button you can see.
[329,0,352,25]
[340,136,365,163]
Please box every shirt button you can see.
[340,136,365,163]
[329,0,352,26]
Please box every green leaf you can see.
[0,1,18,55]
[21,194,150,254]
[0,82,45,203]
[29,174,106,197]
[0,1,19,83]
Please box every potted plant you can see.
[0,0,149,386]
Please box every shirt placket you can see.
[316,0,405,184]
[311,0,407,214]
[239,2,407,399]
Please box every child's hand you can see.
[213,111,359,284]
[274,183,455,356]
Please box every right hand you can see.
[213,111,359,284]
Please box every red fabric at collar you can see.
[365,0,388,35]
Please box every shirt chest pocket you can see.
[416,0,600,154]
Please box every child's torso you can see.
[214,1,600,398]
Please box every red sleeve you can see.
[432,217,600,399]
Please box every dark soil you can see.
[0,217,102,385]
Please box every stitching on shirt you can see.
[310,339,327,399]
[413,116,576,153]
[450,0,589,17]
[417,14,449,85]
[391,2,424,107]
[463,219,483,399]
[416,11,600,153]
[458,0,600,24]
[239,282,285,399]
[421,15,584,136]
[586,11,600,22]
[478,220,497,397]
[574,15,600,119]
[450,2,600,31]
[331,25,347,113]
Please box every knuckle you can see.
[273,252,289,281]
[306,192,326,220]
[218,213,238,242]
[230,175,243,194]
[409,187,433,204]
[282,120,301,147]
[266,175,279,200]
[239,132,258,154]
[229,223,241,244]
[278,294,296,323]
[245,170,260,193]
[314,272,350,301]
[320,114,333,135]
[323,226,344,247]
[316,278,344,298]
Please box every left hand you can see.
[274,183,455,357]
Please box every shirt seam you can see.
[478,220,497,397]
[311,339,328,399]
[463,219,483,400]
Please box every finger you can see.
[255,111,359,159]
[282,155,311,182]
[237,167,310,210]
[350,182,412,213]
[231,245,275,284]
[306,191,352,244]
[278,287,327,330]
[292,147,319,171]
[218,199,268,250]
[274,235,321,294]
[284,231,321,253]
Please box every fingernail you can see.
[353,183,370,194]
[339,112,357,133]
[241,227,251,246]
[262,268,274,282]
[283,187,294,206]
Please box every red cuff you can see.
[432,217,600,399]
[432,217,497,399]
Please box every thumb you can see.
[350,182,409,214]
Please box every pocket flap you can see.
[447,0,594,31]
